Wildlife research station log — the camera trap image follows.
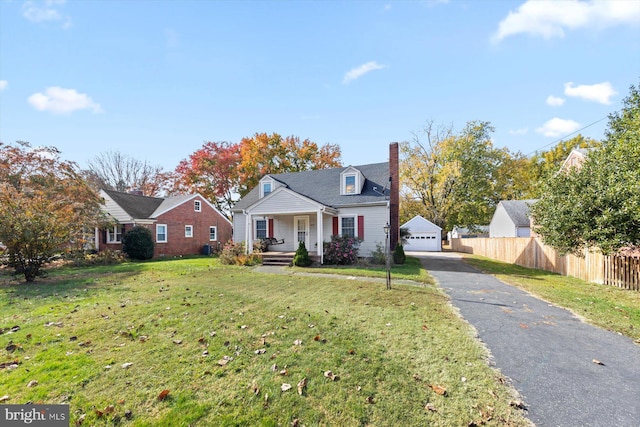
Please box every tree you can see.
[530,81,640,255]
[85,150,169,196]
[0,142,107,281]
[237,133,342,196]
[400,120,513,231]
[170,141,240,215]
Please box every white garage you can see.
[401,215,442,252]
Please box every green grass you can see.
[1,258,529,426]
[462,255,640,342]
[301,256,434,284]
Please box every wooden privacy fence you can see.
[451,237,639,291]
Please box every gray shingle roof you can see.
[500,199,538,227]
[232,162,390,211]
[103,189,164,219]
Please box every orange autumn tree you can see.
[0,141,107,281]
[237,133,342,196]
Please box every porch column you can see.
[245,212,252,254]
[317,210,323,264]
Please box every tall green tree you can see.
[0,142,107,281]
[400,120,519,231]
[530,81,640,255]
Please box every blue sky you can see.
[1,0,639,171]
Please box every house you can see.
[489,199,537,238]
[97,189,232,257]
[401,215,442,252]
[231,143,400,263]
[448,225,489,240]
[559,148,590,172]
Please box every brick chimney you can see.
[389,142,399,249]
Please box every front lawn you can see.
[1,258,529,426]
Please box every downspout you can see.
[243,210,250,255]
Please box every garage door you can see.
[404,232,440,251]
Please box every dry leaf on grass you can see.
[281,383,292,392]
[323,370,338,381]
[424,402,437,412]
[297,377,307,395]
[428,384,447,396]
[592,359,605,366]
[121,362,133,369]
[157,389,170,401]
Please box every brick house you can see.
[97,189,232,257]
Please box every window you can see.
[344,175,356,194]
[263,182,271,196]
[185,225,193,238]
[341,216,355,238]
[156,224,167,243]
[256,219,267,240]
[194,200,201,212]
[209,226,217,241]
[107,225,123,243]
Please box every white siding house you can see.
[489,200,537,238]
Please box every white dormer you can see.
[340,166,365,195]
[259,176,276,198]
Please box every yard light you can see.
[383,223,391,290]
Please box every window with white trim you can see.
[209,226,217,241]
[107,225,123,243]
[256,219,267,240]
[263,182,271,196]
[340,216,356,238]
[344,174,356,194]
[194,200,201,212]
[156,224,167,243]
[185,225,193,238]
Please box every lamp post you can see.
[383,222,391,290]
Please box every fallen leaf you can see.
[251,383,260,395]
[271,364,278,372]
[293,339,302,346]
[172,339,182,345]
[121,362,133,369]
[0,395,9,402]
[27,380,38,388]
[510,400,526,409]
[75,414,86,426]
[314,335,321,341]
[425,402,437,412]
[279,368,289,376]
[291,419,300,427]
[157,389,170,401]
[297,377,307,395]
[592,359,605,366]
[324,370,338,381]
[124,410,133,420]
[202,350,209,356]
[103,405,114,414]
[281,383,292,392]
[519,323,529,329]
[422,325,428,330]
[95,409,104,418]
[365,396,375,404]
[428,384,446,396]
[255,349,266,355]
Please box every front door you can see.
[294,216,310,250]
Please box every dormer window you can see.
[260,178,275,198]
[345,175,356,194]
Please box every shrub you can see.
[122,226,155,260]
[393,243,406,265]
[293,241,312,267]
[66,249,125,266]
[369,242,387,265]
[323,235,360,265]
[220,241,260,266]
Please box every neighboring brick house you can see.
[97,189,232,257]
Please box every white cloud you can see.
[536,117,581,137]
[564,81,617,105]
[28,86,103,114]
[0,80,7,91]
[508,127,529,135]
[492,0,640,43]
[22,0,72,29]
[546,95,565,107]
[343,61,386,84]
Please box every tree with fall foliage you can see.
[400,120,521,231]
[171,141,240,215]
[0,142,107,281]
[530,81,640,255]
[237,133,342,196]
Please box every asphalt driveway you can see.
[416,251,640,427]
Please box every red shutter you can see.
[333,217,339,235]
[268,219,274,238]
[358,216,364,240]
